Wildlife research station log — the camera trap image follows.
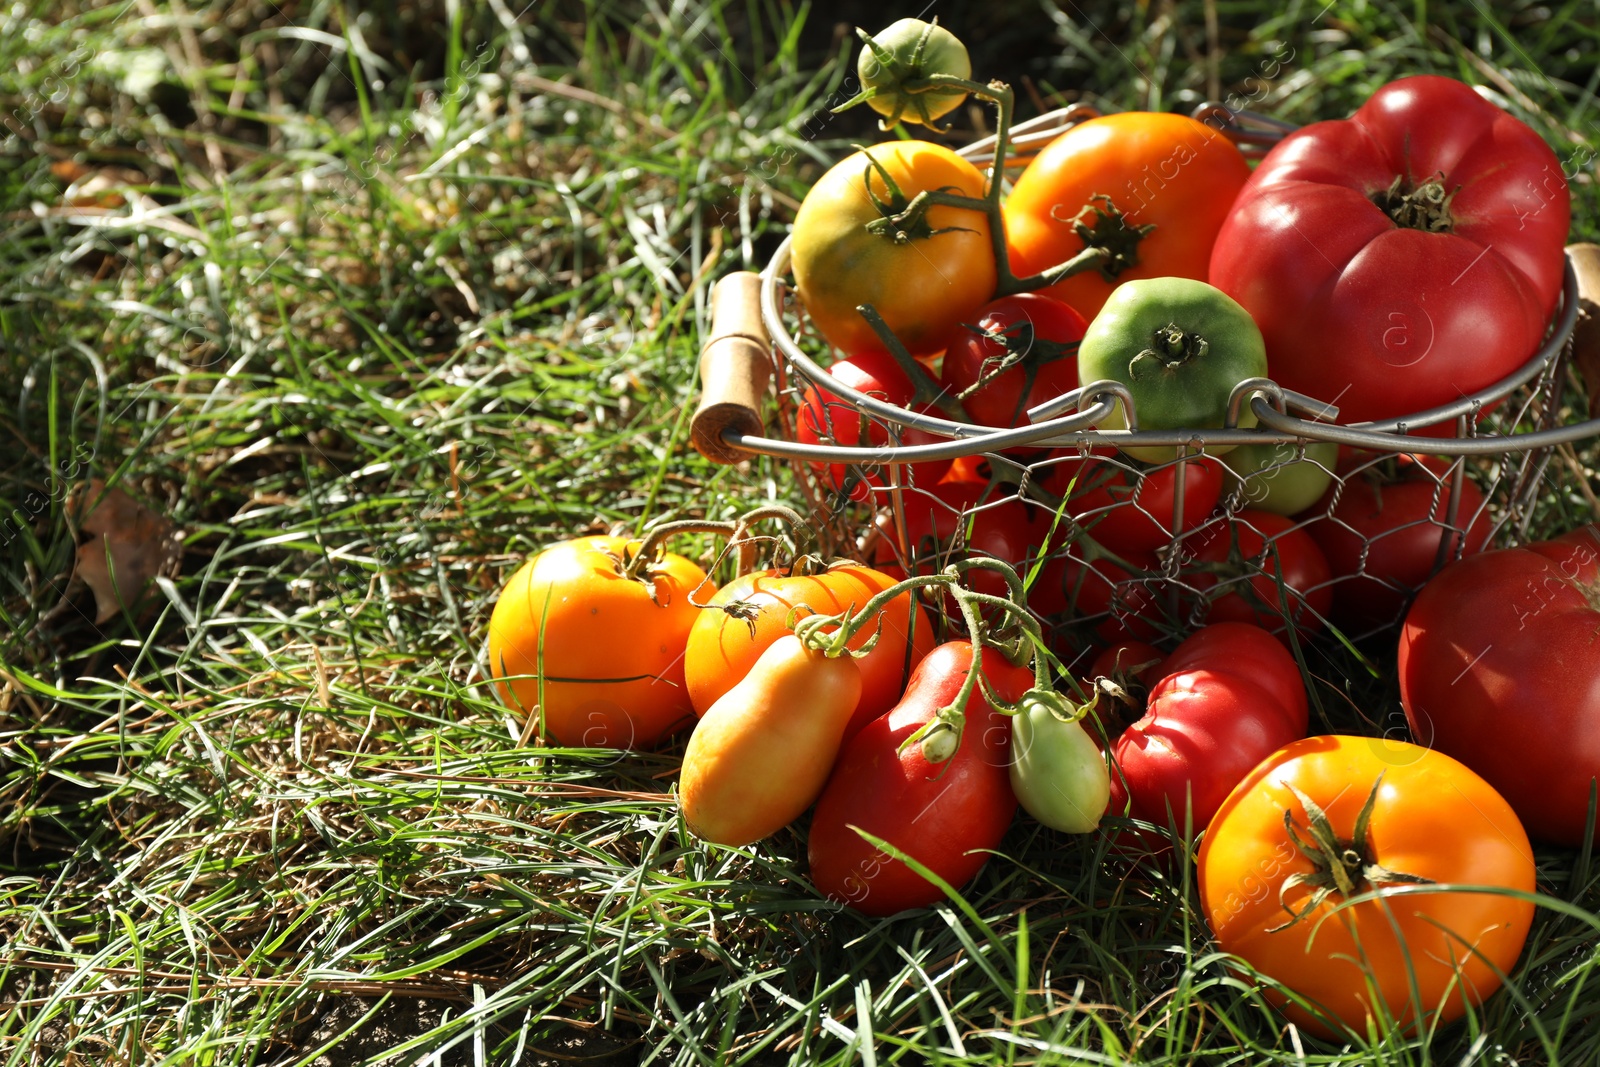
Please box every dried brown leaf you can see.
[72,480,182,623]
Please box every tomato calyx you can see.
[1269,773,1435,932]
[1369,171,1457,234]
[859,152,986,243]
[1068,194,1155,285]
[1129,323,1210,380]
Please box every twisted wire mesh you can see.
[762,276,1579,666]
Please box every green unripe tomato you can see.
[1078,277,1268,463]
[1222,439,1339,516]
[1009,693,1110,833]
[857,18,971,127]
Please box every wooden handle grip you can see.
[1569,244,1600,417]
[692,271,772,464]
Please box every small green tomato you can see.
[1222,439,1339,516]
[856,18,971,128]
[1008,691,1110,833]
[1078,277,1269,463]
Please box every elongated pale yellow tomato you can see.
[1198,735,1535,1038]
[488,536,711,749]
[790,140,996,356]
[679,635,862,846]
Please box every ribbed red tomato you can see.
[1211,76,1569,425]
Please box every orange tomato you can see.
[791,140,996,356]
[685,564,935,740]
[1198,735,1535,1038]
[1003,112,1250,320]
[488,536,711,749]
[679,635,862,846]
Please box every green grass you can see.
[1,0,1599,1062]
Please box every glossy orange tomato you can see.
[488,536,711,749]
[791,140,996,356]
[1198,735,1535,1038]
[679,635,863,846]
[1004,112,1250,320]
[685,564,935,740]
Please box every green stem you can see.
[854,303,969,421]
[623,519,740,580]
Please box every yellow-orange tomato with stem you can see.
[488,536,712,749]
[791,140,996,356]
[679,634,863,846]
[685,565,935,741]
[1198,735,1536,1038]
[1004,112,1250,321]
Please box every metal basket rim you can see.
[726,102,1590,464]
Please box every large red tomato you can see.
[796,351,952,500]
[1005,112,1251,320]
[1100,623,1308,834]
[1211,76,1569,425]
[1399,525,1600,846]
[808,642,1025,915]
[1305,460,1491,629]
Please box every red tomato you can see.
[1042,449,1225,556]
[1029,553,1162,642]
[795,352,953,500]
[1185,510,1332,635]
[808,642,1025,915]
[1211,76,1569,425]
[685,565,935,741]
[1089,640,1165,693]
[1304,461,1491,629]
[940,293,1087,447]
[1005,112,1252,320]
[1104,623,1309,833]
[1400,525,1600,846]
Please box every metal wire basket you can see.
[690,102,1595,661]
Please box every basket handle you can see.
[691,271,771,464]
[1569,243,1600,416]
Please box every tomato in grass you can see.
[1210,75,1569,426]
[791,141,996,356]
[1400,525,1600,846]
[1199,735,1535,1038]
[795,351,953,499]
[679,635,862,847]
[1004,111,1252,320]
[940,293,1087,449]
[1099,623,1308,834]
[684,564,934,742]
[488,536,712,749]
[808,641,1025,915]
